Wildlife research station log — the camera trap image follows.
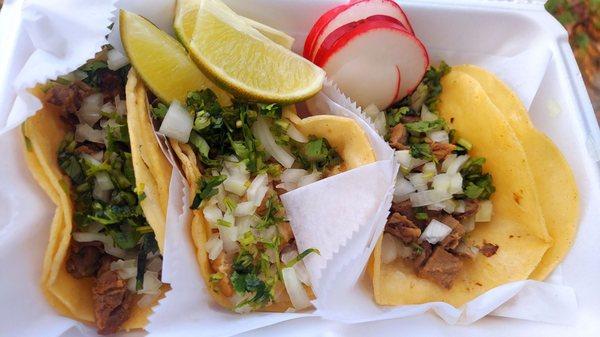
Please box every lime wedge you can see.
[120,10,230,105]
[186,0,324,103]
[174,0,294,50]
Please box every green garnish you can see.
[404,119,446,134]
[456,138,473,150]
[284,248,320,268]
[409,143,433,161]
[460,157,496,200]
[151,103,168,119]
[415,212,428,220]
[293,137,341,171]
[191,175,227,209]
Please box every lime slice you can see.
[187,0,325,103]
[120,10,230,105]
[174,0,294,50]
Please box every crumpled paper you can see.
[0,1,584,337]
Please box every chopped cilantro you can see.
[190,175,227,209]
[293,137,341,171]
[284,248,320,268]
[409,143,433,161]
[404,119,446,134]
[459,157,496,200]
[151,103,168,119]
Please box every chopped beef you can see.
[451,242,477,259]
[455,199,479,220]
[44,83,89,114]
[390,200,415,220]
[66,241,104,278]
[97,69,125,98]
[437,215,465,250]
[75,143,104,155]
[92,258,135,335]
[385,213,421,244]
[401,115,421,124]
[412,241,432,270]
[479,242,499,257]
[416,246,463,289]
[430,142,456,161]
[389,123,408,150]
[210,252,234,297]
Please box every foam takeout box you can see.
[0,0,599,336]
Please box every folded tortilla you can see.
[372,70,552,307]
[21,69,170,330]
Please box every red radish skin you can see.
[308,0,414,61]
[317,16,429,109]
[303,5,347,59]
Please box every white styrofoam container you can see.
[0,0,598,336]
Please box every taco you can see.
[22,50,170,334]
[369,63,563,307]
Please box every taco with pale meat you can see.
[119,6,377,311]
[369,62,578,307]
[22,49,170,334]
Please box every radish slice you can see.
[316,16,428,109]
[305,0,414,61]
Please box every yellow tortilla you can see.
[22,69,169,330]
[372,71,551,307]
[453,65,580,280]
[175,110,376,311]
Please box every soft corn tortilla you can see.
[372,71,551,307]
[173,110,377,311]
[22,69,169,330]
[453,65,580,280]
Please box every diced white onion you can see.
[475,200,493,222]
[90,151,104,162]
[139,271,162,295]
[432,174,451,193]
[428,130,449,143]
[395,150,427,172]
[446,155,470,175]
[247,173,269,206]
[137,293,159,308]
[115,97,127,115]
[420,219,453,244]
[454,200,466,213]
[448,174,463,194]
[421,105,438,121]
[101,102,116,114]
[426,202,444,211]
[281,169,308,183]
[146,256,163,273]
[80,153,101,166]
[107,49,130,71]
[363,103,380,119]
[463,216,476,232]
[441,154,457,172]
[205,235,224,260]
[72,232,129,259]
[77,93,104,126]
[95,171,114,191]
[158,100,193,143]
[364,103,387,135]
[203,204,223,227]
[236,215,259,238]
[281,267,312,310]
[223,174,248,196]
[220,211,238,253]
[442,199,457,213]
[127,277,137,292]
[93,184,111,202]
[111,259,137,279]
[408,173,430,192]
[281,250,311,286]
[287,123,308,143]
[297,171,321,188]
[233,201,256,217]
[75,124,106,144]
[381,233,399,264]
[422,162,437,177]
[252,116,295,168]
[393,177,416,202]
[409,190,452,207]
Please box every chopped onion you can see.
[364,103,387,135]
[441,154,457,172]
[158,100,193,143]
[72,232,129,259]
[107,49,130,71]
[233,201,256,217]
[203,204,223,227]
[236,215,259,238]
[246,173,269,206]
[408,173,430,192]
[454,200,466,214]
[115,97,127,115]
[422,162,437,177]
[462,216,476,232]
[420,219,452,244]
[223,174,248,196]
[252,116,295,168]
[127,278,137,292]
[421,105,438,121]
[95,171,114,191]
[77,93,103,126]
[426,202,444,211]
[281,267,312,310]
[75,124,106,144]
[205,235,224,260]
[111,259,137,279]
[139,271,162,295]
[381,233,399,264]
[393,177,416,202]
[93,184,111,202]
[85,222,104,233]
[297,171,321,188]
[446,155,470,174]
[146,256,163,273]
[448,174,463,194]
[363,103,380,119]
[80,153,101,167]
[428,130,449,143]
[281,169,308,184]
[100,102,116,114]
[475,200,493,222]
[432,174,451,193]
[287,123,308,143]
[409,190,452,207]
[220,211,238,253]
[138,293,159,308]
[281,250,311,285]
[442,200,457,213]
[397,242,413,259]
[90,151,104,162]
[395,150,427,172]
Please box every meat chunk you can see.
[277,221,294,247]
[390,200,414,219]
[480,242,499,257]
[416,246,463,289]
[98,69,124,98]
[92,259,134,335]
[389,123,408,150]
[401,115,421,124]
[385,213,421,244]
[430,142,456,161]
[210,252,234,297]
[455,199,479,220]
[437,215,465,250]
[412,242,432,269]
[44,83,88,114]
[66,241,104,278]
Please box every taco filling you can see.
[40,51,163,334]
[378,63,497,289]
[151,91,347,312]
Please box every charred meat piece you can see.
[390,200,415,220]
[210,252,234,297]
[98,69,125,99]
[385,213,421,244]
[44,83,89,114]
[437,215,465,250]
[416,246,463,289]
[401,115,421,124]
[479,242,499,257]
[389,123,408,150]
[92,258,135,335]
[430,142,456,161]
[412,241,432,269]
[66,241,104,278]
[74,143,105,155]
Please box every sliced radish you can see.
[304,0,414,61]
[316,16,428,109]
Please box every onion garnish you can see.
[421,105,438,121]
[428,130,449,143]
[381,233,399,264]
[107,49,130,71]
[475,200,493,222]
[420,219,452,244]
[158,100,193,143]
[75,124,106,144]
[393,177,416,202]
[287,123,308,143]
[205,235,224,260]
[77,93,103,126]
[252,116,295,168]
[409,190,452,207]
[72,232,129,259]
[282,267,312,310]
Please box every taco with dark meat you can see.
[370,63,579,307]
[22,50,170,334]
